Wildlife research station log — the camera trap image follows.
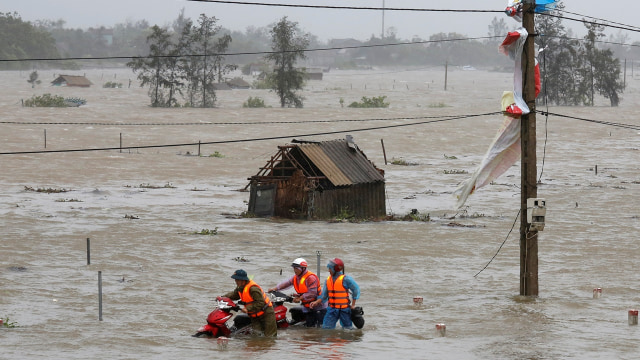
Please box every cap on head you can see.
[327,258,344,273]
[231,269,250,281]
[291,258,308,268]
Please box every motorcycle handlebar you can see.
[268,290,294,303]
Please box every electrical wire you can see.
[474,210,520,278]
[186,0,503,14]
[542,34,640,48]
[538,12,640,33]
[0,112,501,155]
[555,9,640,31]
[537,111,640,131]
[538,36,549,183]
[0,36,501,63]
[0,114,484,126]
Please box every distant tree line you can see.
[1,6,637,106]
[0,12,65,70]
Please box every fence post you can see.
[316,251,322,279]
[98,271,103,321]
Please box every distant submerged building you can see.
[51,75,92,88]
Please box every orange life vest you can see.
[239,280,273,318]
[327,274,349,309]
[293,271,321,308]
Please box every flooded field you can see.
[1,65,640,359]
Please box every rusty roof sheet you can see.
[297,139,384,186]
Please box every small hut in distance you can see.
[51,75,92,87]
[247,136,386,220]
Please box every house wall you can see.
[273,170,308,218]
[250,172,386,220]
[309,182,386,220]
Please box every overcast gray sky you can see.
[3,0,637,42]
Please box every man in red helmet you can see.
[310,258,361,329]
[268,257,326,327]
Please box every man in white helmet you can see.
[268,257,326,327]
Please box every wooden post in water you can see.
[624,59,626,88]
[44,129,47,149]
[444,61,448,91]
[98,271,103,321]
[86,237,91,265]
[381,139,388,165]
[520,0,539,297]
[120,133,122,153]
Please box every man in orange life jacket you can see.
[268,257,327,327]
[221,269,277,337]
[310,258,360,329]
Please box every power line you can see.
[537,111,640,131]
[0,112,499,155]
[474,210,520,278]
[186,0,503,14]
[538,12,640,33]
[3,30,637,64]
[542,34,640,48]
[192,1,640,35]
[0,36,501,63]
[2,111,638,155]
[556,9,640,31]
[0,114,472,126]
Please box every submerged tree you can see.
[535,2,585,105]
[187,14,235,108]
[27,70,41,88]
[127,25,175,107]
[265,16,309,108]
[126,13,235,108]
[536,1,624,106]
[582,22,624,106]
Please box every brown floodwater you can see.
[1,66,640,359]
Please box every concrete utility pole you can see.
[520,1,539,296]
[381,0,385,39]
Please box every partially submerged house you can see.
[51,75,92,87]
[304,68,324,80]
[212,82,232,91]
[247,136,386,219]
[226,77,251,89]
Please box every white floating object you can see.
[629,310,638,325]
[592,288,602,299]
[217,336,229,350]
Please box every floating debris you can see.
[24,186,70,193]
[446,222,484,228]
[8,266,27,272]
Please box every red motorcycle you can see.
[192,291,304,338]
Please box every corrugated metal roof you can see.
[298,139,384,186]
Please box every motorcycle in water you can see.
[192,291,304,338]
